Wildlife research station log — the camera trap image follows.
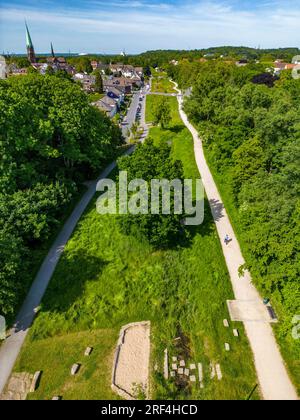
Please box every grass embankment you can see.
[151,71,177,94]
[203,150,300,395]
[14,95,258,400]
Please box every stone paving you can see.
[0,372,33,400]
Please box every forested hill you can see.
[0,73,122,319]
[7,47,300,71]
[168,60,300,390]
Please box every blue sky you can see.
[1,0,300,54]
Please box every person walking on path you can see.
[224,234,231,245]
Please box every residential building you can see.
[104,77,132,94]
[106,86,125,106]
[93,96,118,118]
[273,61,297,75]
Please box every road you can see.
[172,81,298,401]
[121,87,147,140]
[148,92,177,97]
[0,148,135,395]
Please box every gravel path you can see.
[172,81,298,400]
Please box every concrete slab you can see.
[227,300,278,323]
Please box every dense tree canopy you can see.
[0,73,122,318]
[117,139,186,248]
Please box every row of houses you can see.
[73,72,143,94]
[90,65,145,118]
[8,55,76,76]
[273,59,300,75]
[91,60,143,79]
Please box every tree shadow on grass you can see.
[14,251,109,333]
[42,250,108,314]
[182,197,219,248]
[168,124,186,134]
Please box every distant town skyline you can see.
[1,0,300,54]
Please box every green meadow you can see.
[151,71,177,94]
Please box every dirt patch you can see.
[112,321,150,400]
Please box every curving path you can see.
[172,81,298,400]
[0,148,135,395]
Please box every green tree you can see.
[153,97,171,129]
[94,70,103,93]
[117,139,185,248]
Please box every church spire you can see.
[51,42,55,58]
[25,21,36,63]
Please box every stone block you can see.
[216,364,222,380]
[223,319,229,327]
[84,346,93,356]
[29,371,42,393]
[71,363,80,375]
[233,329,239,337]
[198,363,203,383]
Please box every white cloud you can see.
[0,1,300,53]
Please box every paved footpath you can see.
[173,82,298,400]
[0,148,135,395]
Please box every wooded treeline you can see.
[169,60,300,373]
[0,74,122,318]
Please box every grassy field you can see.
[151,71,177,94]
[14,94,259,400]
[146,95,181,126]
[15,330,119,400]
